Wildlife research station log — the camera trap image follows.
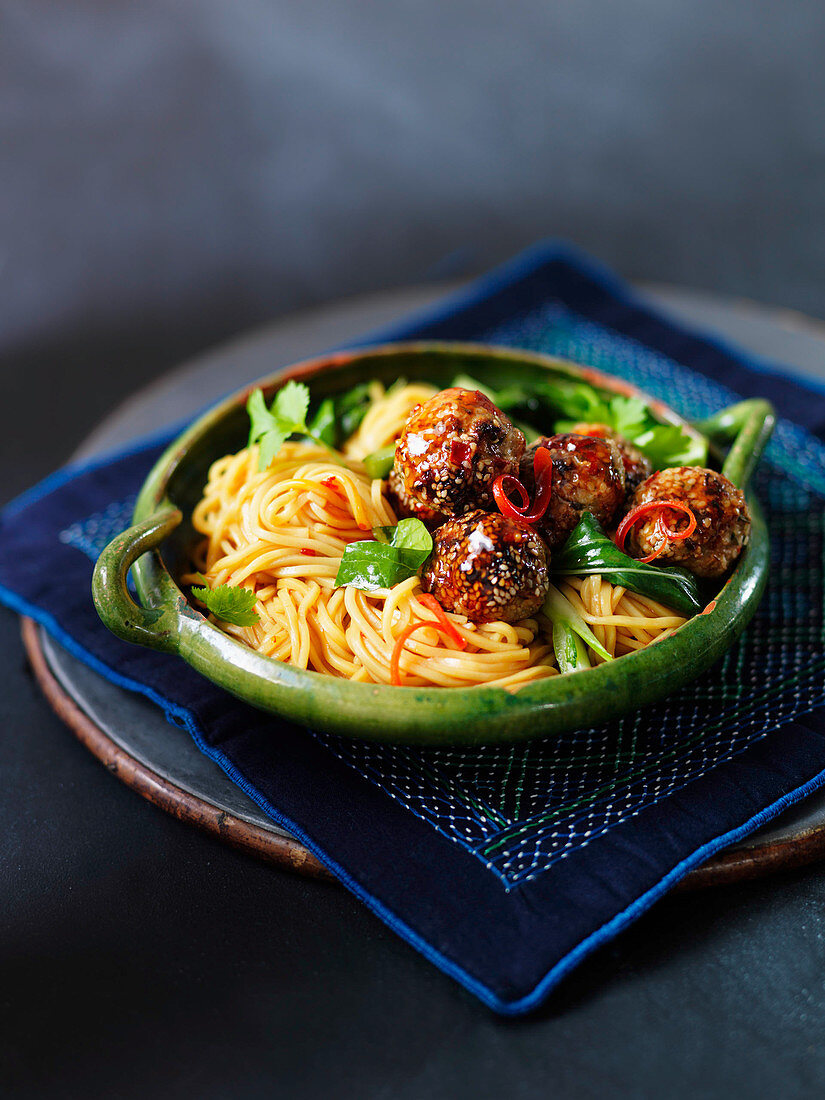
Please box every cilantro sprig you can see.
[551,384,707,467]
[191,577,261,627]
[247,381,327,471]
[453,374,707,469]
[247,380,377,470]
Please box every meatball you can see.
[421,511,549,623]
[570,422,652,495]
[387,465,446,528]
[392,388,525,518]
[625,467,750,578]
[519,433,626,549]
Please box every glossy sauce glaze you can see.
[570,422,653,495]
[519,433,626,548]
[626,467,750,578]
[392,388,525,517]
[421,510,550,623]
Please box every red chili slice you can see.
[493,474,531,520]
[522,447,553,523]
[492,447,553,525]
[300,548,318,557]
[417,594,468,650]
[615,499,698,558]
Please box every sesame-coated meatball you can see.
[519,433,626,549]
[393,388,525,518]
[421,511,549,623]
[387,464,446,528]
[570,422,653,495]
[626,467,750,578]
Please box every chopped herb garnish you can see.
[247,380,382,470]
[452,374,706,469]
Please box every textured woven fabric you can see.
[2,243,825,1014]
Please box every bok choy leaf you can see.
[552,513,702,616]
[542,584,612,671]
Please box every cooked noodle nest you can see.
[184,382,688,689]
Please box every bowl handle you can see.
[692,399,776,488]
[92,507,184,653]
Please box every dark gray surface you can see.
[40,631,284,836]
[4,286,825,1098]
[43,284,825,856]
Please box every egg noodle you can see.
[185,382,687,689]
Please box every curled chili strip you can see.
[417,594,468,650]
[492,446,553,525]
[615,499,698,562]
[492,475,530,519]
[637,515,670,564]
[391,620,455,686]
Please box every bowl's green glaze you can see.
[92,342,773,745]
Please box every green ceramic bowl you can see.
[92,343,775,745]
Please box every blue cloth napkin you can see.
[3,243,825,1015]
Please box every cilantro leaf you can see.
[275,379,310,430]
[258,425,289,472]
[247,386,288,470]
[546,384,707,469]
[335,518,433,591]
[191,582,261,626]
[246,381,378,470]
[247,387,277,447]
[451,373,709,471]
[246,382,320,470]
[607,395,650,437]
[537,380,611,423]
[632,424,707,469]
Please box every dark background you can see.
[4,0,825,498]
[4,3,825,1097]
